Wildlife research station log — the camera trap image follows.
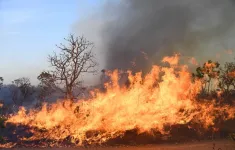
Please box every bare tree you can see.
[11,77,33,105]
[9,84,20,105]
[48,34,98,101]
[37,71,57,100]
[219,62,235,93]
[0,77,3,90]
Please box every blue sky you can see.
[0,0,105,85]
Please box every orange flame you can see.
[162,54,179,65]
[228,71,235,78]
[0,143,16,148]
[204,62,216,68]
[6,55,235,146]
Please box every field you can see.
[1,56,235,148]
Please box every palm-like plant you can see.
[193,60,220,94]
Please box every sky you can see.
[0,0,105,85]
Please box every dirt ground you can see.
[2,140,234,150]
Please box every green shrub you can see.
[0,136,5,143]
[0,116,6,128]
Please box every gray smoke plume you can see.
[101,0,235,72]
[74,0,235,84]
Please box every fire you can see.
[5,55,235,146]
[228,71,235,78]
[162,54,179,65]
[204,61,217,68]
[0,142,16,148]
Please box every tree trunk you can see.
[66,87,74,102]
[226,85,230,94]
[207,78,211,94]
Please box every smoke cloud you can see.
[74,0,235,82]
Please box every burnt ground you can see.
[1,140,235,150]
[1,119,235,148]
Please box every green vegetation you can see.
[0,114,6,143]
[0,136,5,143]
[192,60,220,93]
[0,116,6,129]
[193,58,235,98]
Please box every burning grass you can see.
[1,55,235,148]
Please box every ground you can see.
[1,140,234,150]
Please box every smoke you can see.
[74,0,235,81]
